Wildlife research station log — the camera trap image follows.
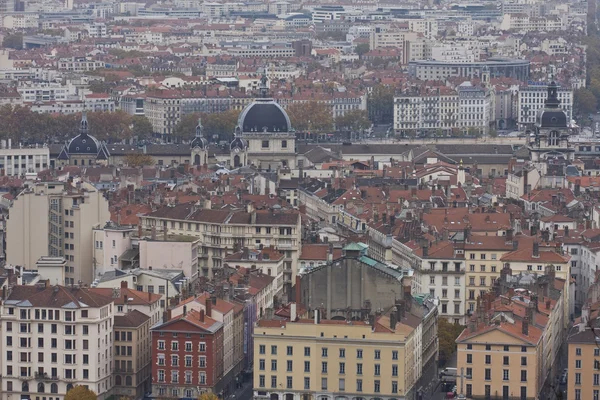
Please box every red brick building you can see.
[151,307,224,399]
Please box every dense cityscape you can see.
[0,0,599,399]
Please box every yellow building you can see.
[253,303,437,400]
[566,305,600,400]
[456,272,568,400]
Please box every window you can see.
[339,378,345,391]
[503,356,509,365]
[271,376,277,388]
[576,359,582,368]
[576,372,581,384]
[304,377,310,390]
[374,350,380,359]
[356,379,362,392]
[271,360,277,371]
[356,349,362,359]
[392,381,398,394]
[339,349,345,358]
[259,345,265,354]
[322,348,328,357]
[392,365,398,376]
[485,355,491,364]
[467,354,472,364]
[271,345,277,355]
[321,377,327,390]
[304,361,310,372]
[322,362,327,373]
[374,364,380,376]
[466,384,472,397]
[521,346,527,352]
[356,363,362,375]
[287,346,293,356]
[287,376,293,389]
[374,380,380,393]
[485,369,491,380]
[521,356,527,366]
[521,370,527,382]
[392,350,398,360]
[339,362,345,374]
[282,140,288,148]
[304,347,310,356]
[262,140,269,148]
[259,375,265,388]
[575,389,581,400]
[466,367,472,378]
[595,373,600,386]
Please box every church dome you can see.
[537,81,567,128]
[237,75,292,133]
[230,136,247,151]
[67,113,100,155]
[238,98,291,133]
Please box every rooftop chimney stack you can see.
[533,242,539,258]
[390,307,397,330]
[290,303,297,322]
[205,297,212,317]
[522,317,529,336]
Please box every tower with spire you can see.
[191,118,208,167]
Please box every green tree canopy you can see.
[574,87,598,116]
[131,115,154,140]
[438,319,465,365]
[65,386,97,400]
[2,33,23,50]
[335,109,371,132]
[87,110,133,142]
[355,43,370,57]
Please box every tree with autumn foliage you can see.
[198,392,219,400]
[368,84,395,124]
[131,115,154,141]
[86,110,133,142]
[124,152,155,167]
[65,386,97,400]
[335,109,371,132]
[286,101,333,133]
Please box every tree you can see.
[368,84,395,124]
[124,152,155,167]
[438,319,465,366]
[355,43,370,57]
[174,110,240,142]
[2,33,23,50]
[174,113,200,141]
[335,109,371,132]
[286,101,333,134]
[131,115,154,141]
[87,110,133,142]
[573,87,598,116]
[88,80,111,93]
[198,392,219,400]
[65,386,97,400]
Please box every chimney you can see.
[390,307,397,330]
[527,303,535,326]
[205,297,212,317]
[211,295,217,305]
[522,317,529,336]
[545,300,551,310]
[138,224,142,238]
[295,275,301,303]
[532,242,539,258]
[565,226,569,236]
[183,305,187,316]
[506,228,514,242]
[512,240,518,250]
[314,309,320,324]
[290,303,297,322]
[199,309,205,322]
[469,317,476,333]
[422,246,429,257]
[121,281,128,289]
[327,243,334,263]
[148,291,151,301]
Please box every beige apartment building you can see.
[1,284,115,400]
[113,310,152,400]
[6,181,110,284]
[139,204,301,288]
[456,271,568,400]
[253,303,438,400]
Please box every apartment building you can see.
[0,145,50,177]
[500,13,564,32]
[456,271,568,400]
[113,310,152,399]
[224,247,285,297]
[411,241,467,324]
[567,300,600,400]
[1,284,115,400]
[518,84,573,127]
[144,91,182,138]
[139,204,301,285]
[6,181,110,284]
[151,308,224,398]
[253,301,438,400]
[92,281,162,327]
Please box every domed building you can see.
[229,76,295,170]
[529,81,574,163]
[57,112,107,167]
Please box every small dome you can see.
[191,118,208,149]
[537,81,567,128]
[238,99,291,133]
[67,113,100,155]
[230,136,247,151]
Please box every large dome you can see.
[67,113,100,155]
[537,81,567,128]
[238,98,292,133]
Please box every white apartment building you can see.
[6,181,110,285]
[311,5,346,23]
[0,145,50,177]
[431,44,478,62]
[92,224,135,276]
[410,242,467,324]
[84,22,107,37]
[395,18,438,39]
[2,13,38,29]
[500,13,564,32]
[518,84,573,127]
[57,57,105,72]
[369,27,419,50]
[17,82,79,102]
[1,284,115,400]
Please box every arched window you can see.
[66,383,74,392]
[51,383,58,393]
[270,394,280,400]
[548,130,560,146]
[115,375,122,386]
[38,382,45,393]
[22,382,29,392]
[126,376,133,386]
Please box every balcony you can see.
[35,372,58,381]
